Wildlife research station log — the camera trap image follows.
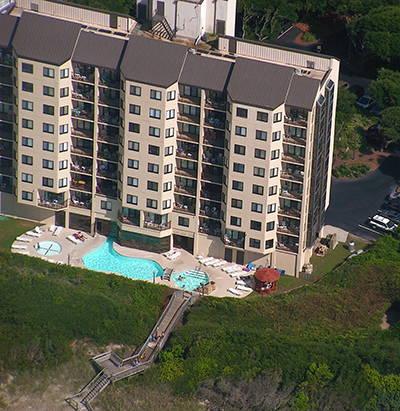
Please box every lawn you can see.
[0,216,36,251]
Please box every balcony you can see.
[284,115,307,128]
[70,196,92,210]
[97,162,118,179]
[203,128,224,148]
[200,187,221,202]
[205,90,226,111]
[282,153,305,165]
[0,110,13,123]
[99,69,120,89]
[38,198,68,210]
[0,67,12,85]
[96,181,117,198]
[98,92,119,108]
[199,204,220,219]
[174,182,196,197]
[71,145,93,157]
[173,203,195,215]
[97,147,119,162]
[175,167,197,179]
[223,229,245,249]
[199,217,221,236]
[201,171,222,184]
[71,178,92,192]
[202,149,224,166]
[281,168,304,182]
[0,183,12,193]
[278,207,301,219]
[178,113,200,125]
[72,72,94,84]
[143,220,171,231]
[72,108,94,121]
[176,144,198,160]
[277,223,300,236]
[204,117,225,130]
[276,241,298,253]
[72,126,93,140]
[0,53,12,67]
[98,129,120,145]
[177,131,199,143]
[280,187,302,201]
[283,134,306,146]
[0,90,12,104]
[118,210,140,227]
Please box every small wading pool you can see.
[171,269,209,292]
[83,238,163,281]
[36,241,62,256]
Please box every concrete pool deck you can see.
[11,227,250,298]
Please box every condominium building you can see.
[0,9,339,276]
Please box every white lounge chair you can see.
[163,249,176,258]
[204,258,219,266]
[230,272,245,278]
[222,264,238,272]
[67,235,81,245]
[236,285,252,292]
[16,236,32,243]
[49,224,56,233]
[236,280,246,286]
[168,251,181,261]
[12,244,27,250]
[228,287,243,296]
[26,231,41,238]
[34,226,44,234]
[213,259,227,267]
[225,265,242,273]
[196,253,204,260]
[199,256,214,264]
[14,250,30,255]
[53,226,63,236]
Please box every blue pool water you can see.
[83,238,163,281]
[172,270,209,291]
[37,241,62,256]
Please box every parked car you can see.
[378,208,400,224]
[356,93,377,109]
[339,80,350,89]
[389,185,400,200]
[366,125,385,146]
[348,84,365,99]
[368,214,398,232]
[370,104,383,117]
[387,198,400,212]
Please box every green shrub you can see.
[302,32,316,42]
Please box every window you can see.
[250,238,261,249]
[43,67,55,78]
[273,112,282,122]
[22,100,33,111]
[43,86,55,97]
[43,123,54,134]
[130,85,141,96]
[22,137,33,147]
[167,90,176,101]
[252,202,263,213]
[22,63,33,74]
[147,181,158,191]
[129,104,141,115]
[149,126,160,137]
[163,181,172,192]
[22,119,33,129]
[127,194,138,205]
[252,184,264,195]
[162,199,171,209]
[43,104,54,115]
[43,159,54,169]
[178,216,189,227]
[59,159,68,170]
[266,239,274,249]
[148,163,159,174]
[129,123,140,133]
[59,142,68,152]
[236,107,248,118]
[256,130,267,141]
[150,89,162,100]
[272,131,281,141]
[234,144,246,155]
[22,190,33,201]
[166,109,175,119]
[231,198,242,209]
[165,146,174,156]
[257,111,268,122]
[183,105,200,116]
[146,198,157,209]
[60,87,69,97]
[128,159,139,169]
[21,173,33,183]
[42,177,54,188]
[60,68,69,79]
[233,163,245,173]
[99,200,112,211]
[22,82,33,92]
[230,216,242,227]
[59,177,68,188]
[270,167,279,177]
[267,203,276,213]
[128,141,140,151]
[150,108,161,119]
[166,127,174,138]
[250,220,262,231]
[255,149,266,159]
[269,185,277,195]
[127,176,139,187]
[253,167,265,177]
[232,180,243,191]
[266,221,275,231]
[60,105,69,116]
[148,145,160,156]
[164,163,173,174]
[60,124,68,134]
[182,123,199,135]
[235,126,247,136]
[271,149,280,160]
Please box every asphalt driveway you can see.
[325,155,400,241]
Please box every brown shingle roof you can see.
[73,31,126,70]
[121,36,187,88]
[12,12,81,65]
[0,14,18,48]
[179,53,233,92]
[227,57,294,110]
[285,75,320,111]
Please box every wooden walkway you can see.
[66,290,197,411]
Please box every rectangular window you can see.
[100,201,112,211]
[183,85,201,97]
[166,127,174,138]
[148,163,159,174]
[22,82,33,92]
[59,124,68,134]
[231,198,243,209]
[59,142,68,152]
[233,163,245,173]
[235,126,247,136]
[269,185,277,196]
[150,89,162,100]
[165,146,174,156]
[232,180,243,191]
[150,108,161,119]
[59,159,68,170]
[236,107,248,118]
[250,220,262,231]
[162,199,171,209]
[234,144,246,155]
[42,177,54,188]
[43,123,54,134]
[149,126,160,137]
[129,104,141,115]
[266,221,275,231]
[43,67,55,78]
[163,181,172,192]
[130,85,141,96]
[22,63,33,74]
[127,176,139,187]
[271,149,280,160]
[257,111,268,122]
[43,159,54,170]
[230,216,242,227]
[43,104,54,115]
[60,105,69,116]
[21,173,33,183]
[167,90,176,101]
[256,130,267,141]
[59,177,68,188]
[255,148,266,159]
[252,184,264,195]
[22,100,33,111]
[267,203,276,213]
[128,141,140,151]
[148,145,160,156]
[273,112,282,122]
[60,87,69,97]
[147,181,158,191]
[146,198,157,209]
[60,68,69,79]
[178,216,189,227]
[128,159,139,169]
[266,239,274,249]
[129,122,140,133]
[22,190,33,201]
[164,163,173,174]
[22,119,33,129]
[272,131,281,141]
[251,202,263,213]
[270,167,279,177]
[43,86,55,97]
[22,137,33,147]
[253,166,265,177]
[127,194,138,205]
[249,238,261,249]
[166,109,175,119]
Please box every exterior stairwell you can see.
[151,15,174,41]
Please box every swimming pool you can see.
[172,269,209,291]
[36,241,62,256]
[83,238,163,281]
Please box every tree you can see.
[369,69,400,108]
[380,107,400,143]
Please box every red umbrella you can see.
[255,267,280,283]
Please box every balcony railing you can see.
[177,132,199,143]
[0,54,12,66]
[72,128,93,139]
[72,73,94,83]
[278,207,301,219]
[283,134,306,146]
[281,169,304,182]
[118,211,140,227]
[0,93,13,104]
[277,224,300,236]
[72,91,94,102]
[143,220,171,231]
[204,117,225,129]
[176,149,198,160]
[201,173,222,184]
[0,183,12,193]
[200,191,221,201]
[222,235,245,249]
[97,169,118,179]
[71,146,93,157]
[178,113,200,124]
[96,186,117,198]
[284,116,307,128]
[71,180,92,192]
[98,115,119,126]
[178,94,200,106]
[200,207,220,218]
[205,98,226,111]
[199,226,221,236]
[173,203,195,214]
[98,95,119,108]
[98,132,120,145]
[72,109,94,121]
[280,189,302,200]
[276,241,298,253]
[70,198,92,210]
[175,168,197,179]
[282,153,305,165]
[38,198,68,210]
